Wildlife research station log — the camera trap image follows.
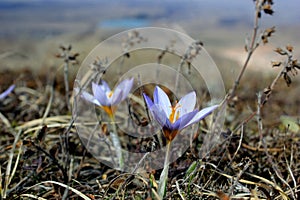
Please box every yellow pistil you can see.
[169,102,181,123]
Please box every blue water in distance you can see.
[99,18,150,29]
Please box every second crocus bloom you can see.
[81,78,134,117]
[143,86,218,142]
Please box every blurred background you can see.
[0,0,299,79]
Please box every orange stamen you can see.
[102,106,116,118]
[107,91,113,98]
[169,102,181,123]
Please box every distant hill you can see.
[0,0,299,39]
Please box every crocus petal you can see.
[144,93,166,127]
[98,91,110,106]
[81,91,101,106]
[162,118,174,131]
[149,104,169,128]
[0,85,15,100]
[184,104,219,128]
[172,109,199,130]
[177,91,196,116]
[143,93,154,108]
[115,78,134,102]
[111,88,123,105]
[153,86,172,117]
[100,80,111,93]
[92,82,110,105]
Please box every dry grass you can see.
[0,47,299,200]
[1,1,300,200]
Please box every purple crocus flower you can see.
[0,85,15,100]
[143,86,218,142]
[81,78,134,117]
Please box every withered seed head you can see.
[265,26,275,37]
[263,86,271,95]
[263,4,274,15]
[286,45,293,52]
[283,73,292,87]
[274,47,287,55]
[271,61,281,67]
[261,35,268,44]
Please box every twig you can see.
[63,61,70,111]
[212,169,289,199]
[283,145,297,199]
[3,129,22,199]
[228,158,252,196]
[33,83,54,138]
[131,152,150,174]
[262,64,286,105]
[56,44,79,111]
[174,41,203,95]
[252,96,296,195]
[31,141,68,184]
[175,180,186,200]
[0,111,12,129]
[21,181,91,200]
[231,47,299,134]
[261,137,294,199]
[228,0,262,99]
[230,125,244,165]
[257,92,263,148]
[19,194,47,200]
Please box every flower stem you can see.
[109,116,124,170]
[63,62,71,111]
[158,140,172,198]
